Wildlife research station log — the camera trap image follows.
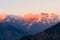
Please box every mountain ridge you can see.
[20,22,60,40]
[0,13,60,40]
[0,13,59,34]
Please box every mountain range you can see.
[0,13,59,40]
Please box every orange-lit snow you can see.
[0,14,7,21]
[24,13,59,24]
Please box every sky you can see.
[0,0,60,16]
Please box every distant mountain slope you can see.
[20,23,60,40]
[0,22,29,40]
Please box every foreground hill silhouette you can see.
[20,23,60,40]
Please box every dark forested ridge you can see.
[20,23,60,40]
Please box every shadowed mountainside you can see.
[0,22,29,40]
[20,23,60,40]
